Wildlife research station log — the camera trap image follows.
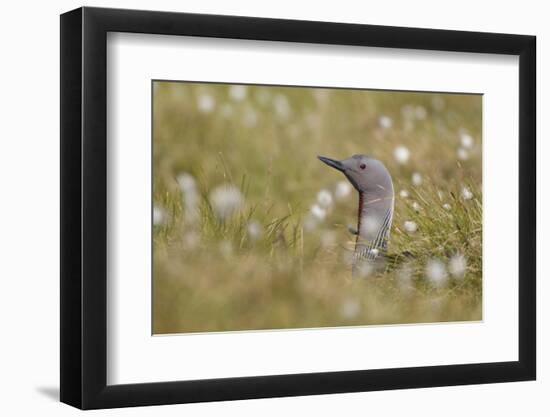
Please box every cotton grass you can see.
[449,254,467,278]
[425,259,448,287]
[197,93,215,113]
[153,82,483,334]
[393,146,410,164]
[209,185,244,220]
[334,181,352,200]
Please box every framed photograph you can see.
[60,6,536,409]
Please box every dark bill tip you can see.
[318,155,345,172]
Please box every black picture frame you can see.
[60,6,536,410]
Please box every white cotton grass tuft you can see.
[457,147,469,161]
[460,131,475,149]
[368,248,380,258]
[209,184,244,220]
[393,146,410,164]
[461,187,473,200]
[197,93,215,113]
[153,205,166,226]
[339,298,361,319]
[425,259,449,287]
[246,220,263,242]
[378,115,393,129]
[229,84,247,101]
[411,172,423,186]
[304,187,336,232]
[177,172,197,193]
[403,220,418,233]
[273,94,291,120]
[443,203,452,211]
[177,173,200,223]
[449,254,467,278]
[316,189,333,208]
[399,189,410,199]
[411,201,421,212]
[304,206,328,232]
[310,204,327,221]
[334,181,352,200]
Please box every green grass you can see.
[152,82,482,334]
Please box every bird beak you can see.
[318,156,345,172]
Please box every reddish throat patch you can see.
[357,192,365,233]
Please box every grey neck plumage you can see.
[352,189,394,274]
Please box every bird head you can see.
[318,154,393,195]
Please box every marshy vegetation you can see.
[152,81,482,334]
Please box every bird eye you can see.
[359,163,366,170]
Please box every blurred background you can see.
[152,81,482,334]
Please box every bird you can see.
[318,154,395,276]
